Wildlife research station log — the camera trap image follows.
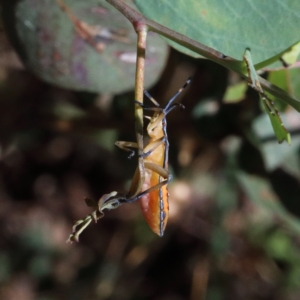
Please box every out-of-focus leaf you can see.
[211,175,238,255]
[89,129,118,151]
[210,227,230,256]
[2,0,168,93]
[237,171,300,236]
[192,98,219,119]
[290,67,300,98]
[29,255,51,278]
[262,230,300,289]
[253,110,300,170]
[0,253,11,281]
[53,102,86,120]
[265,230,299,261]
[223,82,247,103]
[134,0,300,66]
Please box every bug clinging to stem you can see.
[116,76,192,236]
[67,77,191,241]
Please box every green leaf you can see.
[290,67,300,98]
[252,110,300,170]
[261,96,291,145]
[2,0,168,93]
[223,82,247,103]
[134,0,300,66]
[259,76,300,113]
[53,102,86,120]
[258,42,300,71]
[268,67,300,111]
[282,41,300,65]
[192,98,219,118]
[243,49,291,144]
[89,129,118,151]
[267,70,289,111]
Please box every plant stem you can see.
[106,0,300,112]
[134,24,148,196]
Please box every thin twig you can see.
[133,24,148,197]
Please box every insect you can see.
[67,78,191,242]
[115,77,191,236]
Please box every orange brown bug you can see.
[116,77,191,236]
[67,78,191,242]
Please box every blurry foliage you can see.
[1,1,300,300]
[2,0,168,93]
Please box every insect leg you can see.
[140,137,166,158]
[66,207,106,243]
[67,191,123,243]
[135,100,162,112]
[115,141,138,158]
[123,178,170,204]
[122,161,172,204]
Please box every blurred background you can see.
[1,1,300,300]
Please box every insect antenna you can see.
[143,89,160,106]
[164,77,192,112]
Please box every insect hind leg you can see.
[115,141,138,159]
[123,161,172,204]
